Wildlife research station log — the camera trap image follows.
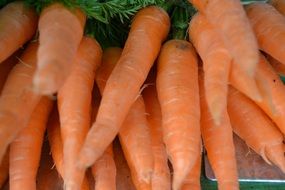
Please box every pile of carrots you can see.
[0,0,285,189]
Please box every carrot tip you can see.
[208,101,224,126]
[33,75,58,95]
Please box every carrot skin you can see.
[246,3,285,65]
[156,40,200,190]
[0,1,37,63]
[228,87,285,172]
[265,54,285,76]
[78,6,170,168]
[9,97,53,190]
[0,42,42,161]
[33,3,86,95]
[142,84,171,190]
[269,0,285,16]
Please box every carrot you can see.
[0,51,21,93]
[156,40,200,190]
[181,150,201,190]
[265,54,285,76]
[95,47,153,190]
[142,81,171,190]
[189,13,231,124]
[228,87,285,172]
[199,72,239,190]
[78,6,170,168]
[9,97,53,190]
[33,3,86,95]
[246,3,285,65]
[47,108,90,190]
[190,0,259,77]
[57,36,102,190]
[0,42,42,161]
[92,145,116,190]
[253,55,285,135]
[269,0,285,16]
[0,151,9,188]
[0,1,37,63]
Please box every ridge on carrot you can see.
[78,5,170,169]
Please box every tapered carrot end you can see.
[33,72,61,95]
[218,181,240,190]
[139,169,153,184]
[172,166,191,190]
[208,100,224,126]
[265,145,285,173]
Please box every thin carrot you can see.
[92,145,116,190]
[0,42,42,161]
[0,50,21,93]
[181,150,201,190]
[142,80,171,190]
[228,87,285,172]
[0,151,9,188]
[0,1,37,63]
[189,13,231,124]
[78,6,170,168]
[47,108,90,190]
[265,54,285,76]
[9,97,53,190]
[156,40,200,190]
[33,3,86,95]
[246,3,285,65]
[269,0,285,16]
[200,72,239,190]
[190,0,259,77]
[57,36,102,190]
[253,55,285,135]
[95,47,153,190]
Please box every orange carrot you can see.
[33,3,86,95]
[47,108,90,190]
[246,3,285,65]
[57,37,102,190]
[78,6,170,168]
[9,97,53,190]
[142,79,171,190]
[253,55,285,135]
[190,0,259,77]
[0,1,37,63]
[265,54,285,76]
[269,0,285,16]
[0,42,42,161]
[0,151,9,188]
[95,47,153,190]
[228,87,285,172]
[156,40,200,190]
[92,145,116,190]
[200,73,239,190]
[181,150,201,190]
[0,51,20,93]
[189,13,231,124]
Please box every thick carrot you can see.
[78,6,170,168]
[95,47,153,189]
[0,1,37,63]
[0,51,21,93]
[246,3,285,65]
[190,0,259,77]
[0,42,42,161]
[156,40,200,190]
[33,3,86,95]
[269,0,285,16]
[142,82,171,190]
[265,54,285,76]
[189,13,231,124]
[253,55,285,135]
[0,151,9,188]
[47,108,90,190]
[9,97,53,190]
[92,145,116,190]
[200,73,239,190]
[228,87,285,172]
[57,37,102,190]
[181,150,201,190]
